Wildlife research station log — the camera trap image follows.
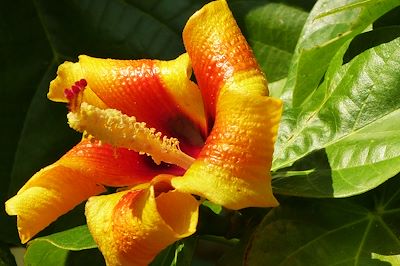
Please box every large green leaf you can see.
[284,0,400,106]
[272,37,400,197]
[245,176,400,265]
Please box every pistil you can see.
[65,81,195,170]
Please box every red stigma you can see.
[78,79,87,87]
[64,79,88,110]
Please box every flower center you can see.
[65,80,195,170]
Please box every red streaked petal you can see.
[59,139,185,187]
[183,0,268,123]
[76,53,206,144]
[172,93,282,210]
[5,164,105,243]
[86,176,198,266]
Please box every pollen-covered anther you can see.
[67,102,195,169]
[64,79,88,111]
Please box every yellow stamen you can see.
[67,102,195,169]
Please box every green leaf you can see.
[285,0,400,106]
[24,226,105,266]
[344,25,400,62]
[0,243,17,266]
[372,253,400,264]
[272,37,400,197]
[230,1,308,82]
[28,225,96,251]
[245,176,400,265]
[202,201,223,215]
[151,238,197,266]
[25,241,69,266]
[0,0,54,244]
[25,241,105,266]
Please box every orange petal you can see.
[172,93,282,210]
[85,176,199,266]
[59,139,185,187]
[49,54,206,146]
[5,164,105,243]
[183,0,268,122]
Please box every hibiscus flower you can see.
[5,0,282,265]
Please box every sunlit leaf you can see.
[28,225,96,251]
[25,241,68,266]
[372,253,400,264]
[273,37,400,197]
[202,201,223,215]
[285,0,400,106]
[25,241,105,266]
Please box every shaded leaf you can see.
[272,37,400,197]
[0,0,54,244]
[230,1,308,82]
[285,0,400,106]
[151,238,197,266]
[0,243,17,266]
[246,176,400,265]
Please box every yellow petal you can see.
[86,176,199,266]
[48,61,107,109]
[5,164,105,243]
[172,93,282,210]
[173,0,283,210]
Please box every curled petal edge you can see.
[85,175,199,266]
[5,164,105,243]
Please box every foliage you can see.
[1,0,399,265]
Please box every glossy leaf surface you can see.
[272,37,400,197]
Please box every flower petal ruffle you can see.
[172,93,282,209]
[85,176,198,266]
[5,164,105,243]
[49,53,206,146]
[173,0,283,209]
[183,0,268,123]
